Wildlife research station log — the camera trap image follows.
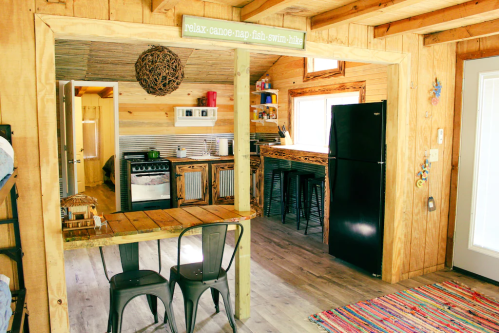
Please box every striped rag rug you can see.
[309,281,499,332]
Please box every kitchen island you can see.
[260,145,331,243]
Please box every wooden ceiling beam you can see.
[375,0,499,38]
[241,0,299,23]
[75,86,87,97]
[424,18,499,45]
[311,0,425,31]
[152,0,181,13]
[99,87,113,98]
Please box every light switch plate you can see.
[429,149,439,162]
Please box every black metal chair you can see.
[169,222,244,333]
[99,241,178,333]
[284,171,314,230]
[267,168,296,223]
[305,177,325,235]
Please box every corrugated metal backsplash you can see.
[119,133,261,210]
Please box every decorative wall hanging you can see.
[135,46,184,96]
[416,159,431,188]
[431,78,442,105]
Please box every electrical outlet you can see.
[429,149,438,162]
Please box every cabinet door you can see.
[176,163,209,206]
[212,163,235,205]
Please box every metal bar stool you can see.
[284,171,314,230]
[305,177,325,236]
[267,168,296,223]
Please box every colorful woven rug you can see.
[309,281,499,332]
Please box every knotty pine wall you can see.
[258,33,457,281]
[2,1,457,331]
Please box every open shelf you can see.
[251,119,278,125]
[251,104,278,108]
[251,89,279,95]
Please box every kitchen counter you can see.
[167,155,236,163]
[259,145,330,244]
[259,145,329,166]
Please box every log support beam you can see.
[424,18,499,45]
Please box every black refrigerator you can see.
[328,101,386,276]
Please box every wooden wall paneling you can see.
[409,37,432,274]
[348,23,368,48]
[257,13,284,27]
[174,0,205,26]
[35,15,70,332]
[385,35,403,52]
[456,38,481,54]
[204,2,234,20]
[35,0,74,16]
[437,42,456,265]
[143,0,175,25]
[307,18,329,43]
[328,24,349,46]
[368,26,386,51]
[233,7,241,21]
[73,0,109,20]
[423,43,446,274]
[1,2,50,331]
[401,33,419,277]
[283,15,307,30]
[110,0,143,23]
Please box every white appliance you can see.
[219,138,229,156]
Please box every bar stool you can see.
[305,177,325,236]
[267,168,296,223]
[284,171,314,230]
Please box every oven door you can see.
[130,172,170,202]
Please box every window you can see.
[293,91,360,147]
[304,58,345,82]
[82,120,98,158]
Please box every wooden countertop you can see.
[260,145,329,166]
[167,156,236,163]
[63,205,256,250]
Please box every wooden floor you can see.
[83,183,116,215]
[64,215,499,333]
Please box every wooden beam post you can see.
[424,18,499,45]
[382,55,410,284]
[311,0,425,31]
[375,0,499,39]
[234,48,251,319]
[241,0,299,23]
[35,15,70,333]
[151,0,182,13]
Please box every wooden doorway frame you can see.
[35,14,410,332]
[446,49,499,268]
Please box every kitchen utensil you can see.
[207,91,217,107]
[278,126,285,138]
[147,148,160,159]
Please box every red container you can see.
[207,91,217,107]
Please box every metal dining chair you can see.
[169,222,244,333]
[99,241,178,333]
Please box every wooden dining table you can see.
[62,205,255,319]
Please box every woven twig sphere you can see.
[135,46,184,96]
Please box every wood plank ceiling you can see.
[55,40,281,85]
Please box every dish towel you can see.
[0,275,12,333]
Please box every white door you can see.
[454,56,499,281]
[64,81,78,195]
[74,97,85,192]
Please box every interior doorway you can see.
[59,80,120,214]
[454,56,499,282]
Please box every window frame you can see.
[288,81,366,143]
[303,58,345,82]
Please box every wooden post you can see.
[234,48,251,319]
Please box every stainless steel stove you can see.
[124,152,171,211]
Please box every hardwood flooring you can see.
[83,183,116,215]
[64,215,499,333]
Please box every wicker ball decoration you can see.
[135,46,184,96]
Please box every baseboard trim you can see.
[453,266,499,286]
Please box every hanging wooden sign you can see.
[182,15,307,50]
